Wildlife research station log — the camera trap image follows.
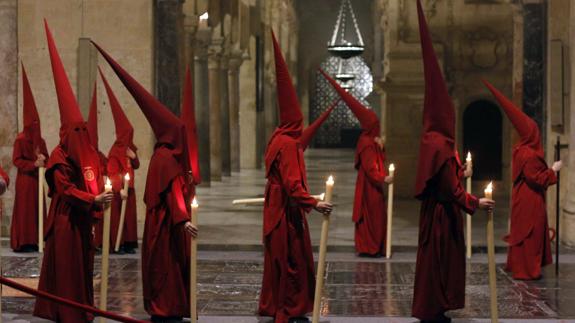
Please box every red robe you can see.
[505,148,555,280]
[142,148,192,318]
[11,135,48,251]
[353,136,388,255]
[34,147,101,323]
[412,158,478,320]
[258,135,317,323]
[107,153,139,249]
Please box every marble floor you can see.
[198,148,512,249]
[2,251,575,322]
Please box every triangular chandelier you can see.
[328,0,365,59]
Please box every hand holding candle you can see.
[99,177,113,323]
[312,175,335,323]
[484,182,499,323]
[386,163,395,259]
[114,173,131,252]
[190,197,199,323]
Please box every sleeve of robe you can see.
[522,158,557,191]
[167,178,191,226]
[438,159,479,215]
[52,165,96,213]
[359,146,387,185]
[12,140,37,172]
[0,166,8,195]
[278,143,318,208]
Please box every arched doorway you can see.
[463,100,502,180]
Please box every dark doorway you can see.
[463,100,502,180]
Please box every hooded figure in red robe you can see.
[483,80,559,280]
[258,31,333,323]
[0,166,8,195]
[411,2,493,322]
[93,41,198,322]
[34,21,113,323]
[320,69,392,257]
[99,68,140,254]
[10,63,49,252]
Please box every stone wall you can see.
[17,0,154,234]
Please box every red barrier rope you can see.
[0,277,146,323]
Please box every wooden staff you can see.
[385,164,395,259]
[99,178,113,323]
[484,182,498,323]
[555,136,561,275]
[114,173,130,252]
[312,175,334,323]
[38,166,46,253]
[190,198,199,323]
[233,194,325,206]
[466,152,473,259]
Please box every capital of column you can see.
[208,38,223,70]
[228,49,244,75]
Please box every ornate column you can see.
[208,36,223,181]
[228,49,243,172]
[220,51,232,176]
[0,0,17,234]
[563,1,575,245]
[193,26,212,185]
[154,0,184,113]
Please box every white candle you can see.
[484,181,493,200]
[114,173,131,252]
[386,164,395,259]
[190,197,199,323]
[104,177,112,193]
[466,153,473,259]
[466,152,473,173]
[325,175,334,203]
[389,163,395,177]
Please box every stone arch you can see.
[463,99,502,180]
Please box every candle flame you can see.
[319,193,326,201]
[389,163,395,172]
[192,197,199,208]
[466,152,472,161]
[327,175,334,185]
[485,181,493,192]
[105,177,111,186]
[124,173,130,181]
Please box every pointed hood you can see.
[482,79,544,180]
[92,40,191,207]
[414,0,456,198]
[44,20,101,196]
[272,30,303,134]
[319,69,380,136]
[45,20,84,130]
[98,67,136,151]
[180,66,201,185]
[87,82,99,150]
[21,63,44,149]
[299,99,339,150]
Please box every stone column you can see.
[220,53,232,176]
[208,37,223,181]
[0,0,17,235]
[154,0,184,113]
[522,1,547,131]
[193,26,212,185]
[562,1,575,245]
[228,49,243,172]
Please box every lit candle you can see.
[105,177,112,193]
[484,181,498,322]
[325,175,334,203]
[386,164,395,259]
[190,197,199,323]
[484,181,493,200]
[114,173,131,252]
[313,175,335,323]
[99,177,113,322]
[466,153,473,259]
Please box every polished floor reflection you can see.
[2,250,575,322]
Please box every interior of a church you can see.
[0,0,574,322]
